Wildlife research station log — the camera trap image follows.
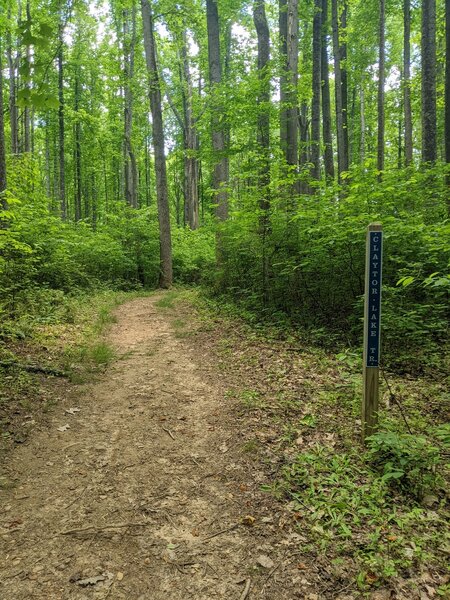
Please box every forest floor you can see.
[0,290,448,600]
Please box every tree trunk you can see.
[377,0,385,179]
[253,0,271,304]
[58,22,66,220]
[286,0,299,181]
[360,81,365,164]
[279,0,288,154]
[311,0,322,181]
[6,11,18,156]
[340,1,348,169]
[321,0,334,180]
[446,0,450,214]
[331,0,348,180]
[141,0,173,288]
[180,30,199,230]
[24,0,31,153]
[404,0,413,166]
[74,70,82,222]
[0,34,8,217]
[206,0,229,221]
[123,3,138,208]
[421,0,437,163]
[253,0,270,216]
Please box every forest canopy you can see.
[0,0,448,371]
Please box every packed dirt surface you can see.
[0,294,306,600]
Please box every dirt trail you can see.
[0,295,297,600]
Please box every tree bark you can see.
[254,0,270,214]
[279,0,288,154]
[58,21,66,220]
[404,0,413,166]
[331,0,348,180]
[360,80,365,164]
[253,0,271,304]
[0,34,8,216]
[311,0,322,181]
[321,0,334,180]
[6,10,18,156]
[180,30,199,229]
[206,0,229,221]
[285,0,299,180]
[421,0,437,163]
[377,0,385,179]
[446,0,450,213]
[340,1,348,169]
[123,3,138,208]
[24,0,31,153]
[74,69,82,222]
[141,0,173,288]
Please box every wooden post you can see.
[362,223,383,441]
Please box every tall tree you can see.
[403,0,413,166]
[285,0,299,183]
[311,0,322,181]
[331,0,348,179]
[421,0,437,163]
[178,29,200,229]
[58,18,66,219]
[253,0,270,221]
[279,0,288,154]
[321,0,334,179]
[6,8,18,155]
[141,0,173,287]
[446,0,450,213]
[24,0,32,153]
[0,33,8,216]
[123,2,138,208]
[74,67,82,222]
[206,0,229,221]
[377,0,385,178]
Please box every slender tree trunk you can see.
[286,0,299,183]
[74,70,82,222]
[404,0,413,166]
[311,0,322,181]
[253,0,270,217]
[24,0,31,153]
[279,0,288,154]
[421,0,437,163]
[340,1,348,168]
[377,0,385,179]
[180,30,199,229]
[6,12,18,155]
[141,0,172,288]
[445,0,450,214]
[331,0,348,180]
[321,0,334,179]
[253,0,271,304]
[206,0,229,221]
[0,35,8,217]
[123,3,138,208]
[360,80,365,164]
[58,22,66,220]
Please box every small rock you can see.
[256,555,275,569]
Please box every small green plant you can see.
[88,342,115,366]
[366,431,441,498]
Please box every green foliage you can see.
[366,431,441,498]
[210,162,450,372]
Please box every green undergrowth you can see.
[189,291,449,595]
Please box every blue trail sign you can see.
[362,223,383,441]
[366,230,383,367]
